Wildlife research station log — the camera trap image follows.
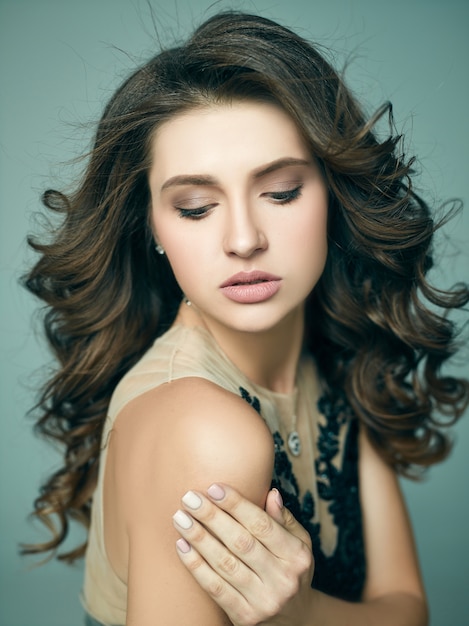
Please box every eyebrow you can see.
[160,157,312,191]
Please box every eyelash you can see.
[176,206,215,220]
[266,185,303,204]
[176,185,303,219]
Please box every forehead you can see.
[149,101,310,182]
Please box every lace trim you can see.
[239,386,366,602]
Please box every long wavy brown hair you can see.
[22,12,468,562]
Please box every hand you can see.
[172,484,314,626]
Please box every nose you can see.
[223,202,267,258]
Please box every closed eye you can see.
[265,185,303,204]
[176,184,303,218]
[176,204,216,219]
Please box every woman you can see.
[23,12,468,626]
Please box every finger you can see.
[177,490,314,603]
[206,483,310,557]
[279,506,312,550]
[173,521,288,625]
[265,489,312,549]
[175,491,314,619]
[174,537,253,622]
[264,488,284,523]
[176,492,273,575]
[173,507,261,592]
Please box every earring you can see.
[155,243,165,255]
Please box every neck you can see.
[180,303,305,394]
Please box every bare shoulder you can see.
[105,377,275,624]
[112,376,274,494]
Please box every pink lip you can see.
[220,271,282,304]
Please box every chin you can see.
[222,308,298,335]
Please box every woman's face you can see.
[149,101,328,335]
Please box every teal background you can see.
[1,1,468,624]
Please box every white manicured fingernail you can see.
[182,490,202,510]
[173,509,193,529]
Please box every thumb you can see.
[265,488,284,523]
[265,488,312,547]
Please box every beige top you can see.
[82,321,352,625]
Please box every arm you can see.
[104,376,275,626]
[173,427,428,625]
[304,427,428,624]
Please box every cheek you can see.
[291,209,328,288]
[165,245,195,282]
[292,204,328,258]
